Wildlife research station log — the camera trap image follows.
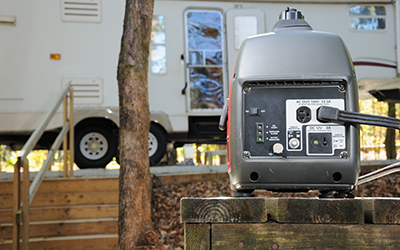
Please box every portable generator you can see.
[219,7,360,197]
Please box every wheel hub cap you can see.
[80,132,109,160]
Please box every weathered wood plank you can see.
[0,194,11,208]
[0,191,119,209]
[35,178,119,194]
[1,219,117,240]
[212,223,400,249]
[363,198,400,224]
[0,204,118,224]
[181,198,268,223]
[266,198,364,224]
[181,198,363,224]
[0,235,118,250]
[184,224,210,250]
[30,191,119,207]
[0,178,119,196]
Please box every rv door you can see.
[225,8,266,80]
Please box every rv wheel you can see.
[75,124,117,169]
[149,124,167,166]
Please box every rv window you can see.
[349,6,386,30]
[151,15,167,74]
[234,16,258,50]
[185,10,224,110]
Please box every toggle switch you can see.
[250,107,261,116]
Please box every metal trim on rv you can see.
[150,111,174,133]
[73,107,120,128]
[73,107,173,134]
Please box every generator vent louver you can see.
[61,0,101,23]
[62,78,103,105]
[248,80,346,87]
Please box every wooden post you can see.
[181,197,400,249]
[21,159,29,250]
[63,96,68,178]
[68,88,74,177]
[12,159,21,250]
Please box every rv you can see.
[0,0,398,168]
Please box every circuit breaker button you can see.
[273,143,284,154]
[289,138,300,149]
[250,107,261,116]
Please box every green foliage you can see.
[359,99,400,161]
[0,145,17,172]
[0,146,70,173]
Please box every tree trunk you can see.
[117,0,156,249]
[385,102,396,159]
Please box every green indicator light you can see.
[258,137,262,141]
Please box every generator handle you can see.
[358,161,400,185]
[218,98,229,131]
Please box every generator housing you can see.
[227,8,360,194]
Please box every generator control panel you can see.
[243,82,347,159]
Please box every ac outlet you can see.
[308,132,332,154]
[296,106,312,123]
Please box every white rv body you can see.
[0,0,398,167]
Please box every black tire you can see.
[149,124,167,166]
[74,123,117,169]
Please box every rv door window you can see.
[349,6,386,30]
[234,16,258,49]
[185,10,224,110]
[151,15,167,74]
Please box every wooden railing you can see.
[12,83,74,250]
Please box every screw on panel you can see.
[340,151,348,158]
[244,87,251,94]
[338,84,346,93]
[244,151,251,158]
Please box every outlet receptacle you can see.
[308,132,332,154]
[297,106,312,123]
